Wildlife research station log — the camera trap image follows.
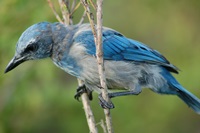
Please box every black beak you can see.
[4,56,26,73]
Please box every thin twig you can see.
[47,0,63,23]
[77,79,98,133]
[96,0,113,132]
[100,119,107,133]
[89,0,97,11]
[58,0,70,25]
[62,0,74,25]
[78,10,87,25]
[71,0,77,12]
[80,0,97,43]
[70,2,81,15]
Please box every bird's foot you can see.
[98,93,115,109]
[74,84,93,101]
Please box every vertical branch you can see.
[47,1,98,133]
[100,119,107,133]
[71,0,77,12]
[58,0,69,25]
[77,79,98,133]
[96,0,113,133]
[47,0,64,23]
[80,0,97,42]
[81,0,114,132]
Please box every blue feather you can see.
[74,28,179,73]
[160,69,200,114]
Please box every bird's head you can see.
[5,22,53,73]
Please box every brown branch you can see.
[58,0,70,25]
[89,0,97,11]
[100,119,107,133]
[47,1,98,133]
[77,79,98,133]
[78,10,87,25]
[81,0,114,132]
[47,0,63,23]
[71,0,77,11]
[70,2,81,16]
[96,0,113,132]
[80,0,97,42]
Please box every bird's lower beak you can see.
[4,56,26,73]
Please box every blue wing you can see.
[74,28,179,73]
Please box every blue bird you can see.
[5,22,200,114]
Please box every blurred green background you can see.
[0,0,200,133]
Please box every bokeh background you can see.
[0,0,200,133]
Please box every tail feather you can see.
[161,69,200,114]
[177,86,200,114]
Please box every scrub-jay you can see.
[5,22,200,114]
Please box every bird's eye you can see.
[25,44,38,53]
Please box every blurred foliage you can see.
[0,0,200,133]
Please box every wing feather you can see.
[73,27,179,73]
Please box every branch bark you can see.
[47,0,63,23]
[47,1,98,133]
[80,0,97,43]
[96,0,113,132]
[77,79,98,133]
[58,0,70,25]
[81,0,114,132]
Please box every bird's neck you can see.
[50,23,74,60]
[50,23,82,77]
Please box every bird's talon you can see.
[74,85,87,101]
[74,84,93,101]
[98,93,115,109]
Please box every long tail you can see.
[176,85,200,114]
[161,69,200,114]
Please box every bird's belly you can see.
[80,57,167,93]
[80,59,143,91]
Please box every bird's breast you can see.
[51,52,82,77]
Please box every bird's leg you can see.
[74,84,93,101]
[108,90,141,98]
[98,90,141,109]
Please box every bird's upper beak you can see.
[4,56,26,73]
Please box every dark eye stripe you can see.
[24,43,38,53]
